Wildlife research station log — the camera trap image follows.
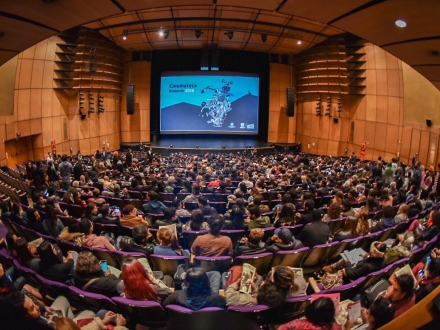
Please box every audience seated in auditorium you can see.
[295,199,324,226]
[234,228,266,257]
[331,216,359,242]
[224,205,248,230]
[96,204,120,225]
[296,213,329,248]
[154,227,187,257]
[182,209,209,232]
[143,190,166,214]
[197,195,218,216]
[120,204,149,227]
[172,198,191,217]
[59,217,84,246]
[371,206,396,233]
[25,207,45,233]
[87,188,106,205]
[42,205,65,237]
[153,207,183,232]
[37,240,76,283]
[322,202,341,223]
[119,224,157,255]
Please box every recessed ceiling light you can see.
[159,29,164,37]
[395,20,407,28]
[297,40,302,45]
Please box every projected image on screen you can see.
[160,72,259,133]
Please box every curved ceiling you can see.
[0,0,439,89]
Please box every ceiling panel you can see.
[279,0,371,24]
[0,50,19,65]
[332,0,440,46]
[0,16,56,52]
[0,0,122,32]
[117,0,212,12]
[383,40,440,66]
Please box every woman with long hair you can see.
[183,209,209,232]
[163,267,226,310]
[234,182,248,195]
[356,206,371,236]
[274,203,296,227]
[37,240,76,283]
[15,238,38,267]
[43,205,65,237]
[59,217,84,246]
[248,187,263,204]
[332,216,359,242]
[224,206,247,230]
[121,258,171,302]
[25,207,45,233]
[329,190,344,206]
[323,202,341,222]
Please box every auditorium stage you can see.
[121,135,279,156]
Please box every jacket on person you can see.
[143,200,167,214]
[264,237,303,254]
[162,289,226,310]
[371,217,395,233]
[296,221,329,248]
[59,160,73,182]
[73,272,121,298]
[82,234,115,251]
[119,236,157,256]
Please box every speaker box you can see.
[427,119,432,126]
[286,87,295,117]
[126,84,135,115]
[333,117,339,123]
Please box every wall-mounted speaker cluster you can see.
[88,92,94,113]
[98,94,105,113]
[79,92,86,120]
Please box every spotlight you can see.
[159,29,164,37]
[222,146,227,149]
[195,145,200,148]
[261,34,267,43]
[122,30,127,40]
[395,19,407,28]
[195,29,203,39]
[297,40,302,45]
[169,145,174,148]
[225,30,234,40]
[163,30,169,39]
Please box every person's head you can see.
[157,227,173,246]
[272,266,298,292]
[229,206,244,224]
[209,214,224,236]
[341,216,358,236]
[61,154,68,162]
[252,196,262,206]
[257,281,287,308]
[85,202,98,217]
[334,191,344,202]
[172,198,183,209]
[121,258,157,301]
[122,204,135,216]
[163,207,177,221]
[248,205,261,219]
[382,205,395,218]
[426,258,440,279]
[15,238,35,264]
[79,217,93,235]
[192,185,201,195]
[132,225,148,244]
[92,188,100,197]
[9,291,41,319]
[397,204,409,215]
[75,251,102,278]
[238,182,248,193]
[367,297,393,329]
[190,209,205,230]
[304,199,315,211]
[304,297,336,328]
[26,207,40,223]
[248,228,264,245]
[341,199,351,212]
[391,274,415,302]
[327,202,341,219]
[66,217,80,233]
[184,267,211,298]
[37,240,63,265]
[273,228,293,245]
[279,203,295,219]
[148,190,159,201]
[198,195,209,206]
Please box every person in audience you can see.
[25,207,45,233]
[120,204,149,227]
[79,218,115,251]
[171,198,190,217]
[182,185,202,204]
[59,154,73,191]
[234,228,266,257]
[73,251,123,298]
[224,205,247,230]
[197,195,218,216]
[191,215,233,262]
[34,194,47,212]
[119,224,157,255]
[358,297,393,330]
[295,199,325,226]
[46,196,65,216]
[82,202,99,222]
[163,267,226,310]
[14,237,39,267]
[53,312,128,330]
[265,227,303,253]
[72,190,86,207]
[331,216,359,242]
[87,188,106,205]
[356,206,371,235]
[182,208,210,231]
[153,206,183,232]
[154,227,187,257]
[251,196,269,213]
[394,204,409,224]
[37,240,76,283]
[246,205,271,229]
[296,212,329,248]
[419,210,440,242]
[42,204,65,237]
[416,257,440,302]
[322,202,341,223]
[329,190,344,206]
[340,199,355,217]
[274,203,296,227]
[59,217,84,246]
[121,258,171,302]
[143,190,167,214]
[371,205,396,233]
[382,274,415,319]
[96,204,120,225]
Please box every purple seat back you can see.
[111,296,167,326]
[165,304,226,330]
[149,254,190,277]
[194,256,232,273]
[234,252,273,275]
[68,286,117,312]
[269,247,310,269]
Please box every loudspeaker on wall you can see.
[126,84,135,115]
[426,119,432,127]
[286,87,295,117]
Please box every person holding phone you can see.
[415,258,440,302]
[73,251,123,298]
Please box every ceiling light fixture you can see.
[159,28,164,37]
[195,29,203,39]
[226,30,234,40]
[297,40,302,45]
[395,19,407,28]
[163,30,169,39]
[261,34,267,43]
[122,30,127,40]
